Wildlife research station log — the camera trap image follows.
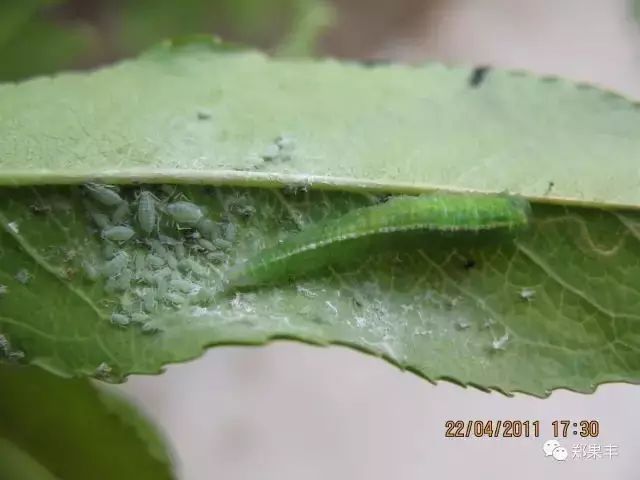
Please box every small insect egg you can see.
[146,253,166,269]
[15,269,31,285]
[110,313,131,327]
[197,238,217,251]
[102,225,135,242]
[519,288,536,301]
[137,191,157,235]
[491,333,509,351]
[165,201,204,224]
[90,211,111,229]
[85,183,124,207]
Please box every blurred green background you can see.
[0,0,336,81]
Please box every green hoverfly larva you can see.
[224,192,531,289]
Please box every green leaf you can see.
[0,364,175,480]
[1,45,640,397]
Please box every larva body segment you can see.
[225,193,531,289]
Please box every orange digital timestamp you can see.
[444,420,541,438]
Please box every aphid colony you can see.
[83,183,237,331]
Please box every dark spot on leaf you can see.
[469,66,491,88]
[463,258,476,270]
[197,110,211,120]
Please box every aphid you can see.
[89,211,111,229]
[195,218,217,238]
[174,242,186,259]
[134,251,146,274]
[491,333,509,351]
[261,143,280,160]
[131,312,149,324]
[137,191,158,235]
[193,287,216,305]
[519,288,536,302]
[169,278,196,294]
[165,201,204,225]
[158,234,178,245]
[142,291,156,312]
[178,258,208,277]
[197,238,217,251]
[224,193,531,289]
[103,243,116,259]
[166,255,178,269]
[222,222,236,242]
[81,260,100,281]
[212,238,232,250]
[111,201,130,225]
[85,183,124,207]
[15,269,31,285]
[156,277,169,297]
[164,292,186,305]
[141,321,162,334]
[148,239,169,259]
[102,225,135,242]
[101,251,130,277]
[7,221,19,234]
[206,251,227,263]
[94,362,113,378]
[110,313,131,327]
[0,334,9,353]
[30,203,52,215]
[146,254,166,269]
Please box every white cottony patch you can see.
[492,333,509,351]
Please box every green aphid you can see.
[146,253,166,269]
[103,243,116,259]
[85,183,124,207]
[89,211,111,229]
[197,238,217,252]
[169,278,196,294]
[164,292,186,305]
[130,312,149,324]
[206,251,227,264]
[165,201,204,225]
[148,239,169,258]
[141,321,162,334]
[166,255,178,269]
[110,313,131,327]
[223,223,236,242]
[212,238,233,250]
[193,287,216,305]
[178,258,208,277]
[142,291,156,312]
[102,225,135,242]
[81,260,100,282]
[101,251,130,277]
[172,242,185,260]
[195,218,217,238]
[137,191,159,235]
[15,269,31,285]
[111,201,131,225]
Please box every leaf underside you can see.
[1,42,640,397]
[1,185,639,398]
